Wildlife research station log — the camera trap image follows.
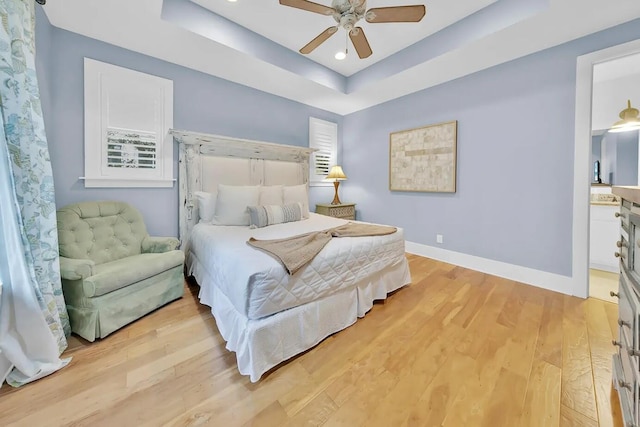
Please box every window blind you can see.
[106,128,157,169]
[309,117,338,186]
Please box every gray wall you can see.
[36,8,640,277]
[615,130,640,185]
[602,133,617,184]
[342,19,640,277]
[35,15,342,237]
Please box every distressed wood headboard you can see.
[171,129,315,246]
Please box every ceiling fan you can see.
[279,0,426,59]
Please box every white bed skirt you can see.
[189,255,411,382]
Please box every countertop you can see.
[613,186,640,205]
[590,193,620,206]
[591,201,621,206]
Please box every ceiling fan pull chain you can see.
[345,30,349,56]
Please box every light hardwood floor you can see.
[589,268,620,304]
[0,255,625,426]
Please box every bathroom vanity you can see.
[591,184,621,272]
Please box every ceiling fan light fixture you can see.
[609,99,640,133]
[334,28,348,60]
[280,0,426,59]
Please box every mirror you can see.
[591,129,640,185]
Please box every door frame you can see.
[573,38,640,297]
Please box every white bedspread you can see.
[187,213,406,320]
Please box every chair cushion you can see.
[82,250,185,297]
[57,201,148,265]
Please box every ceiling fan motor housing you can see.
[339,14,358,31]
[331,0,366,30]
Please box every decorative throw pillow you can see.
[247,203,303,228]
[259,185,284,206]
[194,191,216,223]
[213,184,260,226]
[283,184,309,218]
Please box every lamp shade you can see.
[610,99,640,133]
[327,165,347,181]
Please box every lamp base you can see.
[331,181,342,205]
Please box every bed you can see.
[173,129,411,382]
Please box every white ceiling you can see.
[592,52,640,131]
[43,0,640,115]
[594,51,640,83]
[191,0,497,76]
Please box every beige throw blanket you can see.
[247,222,397,275]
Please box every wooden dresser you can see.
[611,186,640,427]
[315,203,356,220]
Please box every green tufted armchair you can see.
[56,201,185,341]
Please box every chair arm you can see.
[59,257,95,280]
[142,236,180,253]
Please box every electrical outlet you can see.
[436,234,443,244]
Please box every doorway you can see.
[574,39,640,299]
[588,59,640,301]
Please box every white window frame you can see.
[308,117,338,187]
[83,58,174,188]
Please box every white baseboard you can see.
[405,241,576,296]
[589,262,618,274]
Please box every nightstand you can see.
[315,203,356,220]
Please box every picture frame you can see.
[389,120,457,193]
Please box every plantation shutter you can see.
[106,128,157,169]
[83,58,174,188]
[309,117,338,186]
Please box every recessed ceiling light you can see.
[227,0,237,2]
[335,51,346,60]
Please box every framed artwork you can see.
[389,120,457,193]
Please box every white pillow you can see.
[283,184,309,218]
[214,184,260,226]
[259,185,284,206]
[194,191,216,223]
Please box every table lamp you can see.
[327,165,347,205]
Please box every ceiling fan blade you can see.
[365,5,426,23]
[349,27,372,59]
[300,26,338,54]
[279,0,335,16]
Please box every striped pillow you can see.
[247,203,303,228]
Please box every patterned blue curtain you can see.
[0,0,69,351]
